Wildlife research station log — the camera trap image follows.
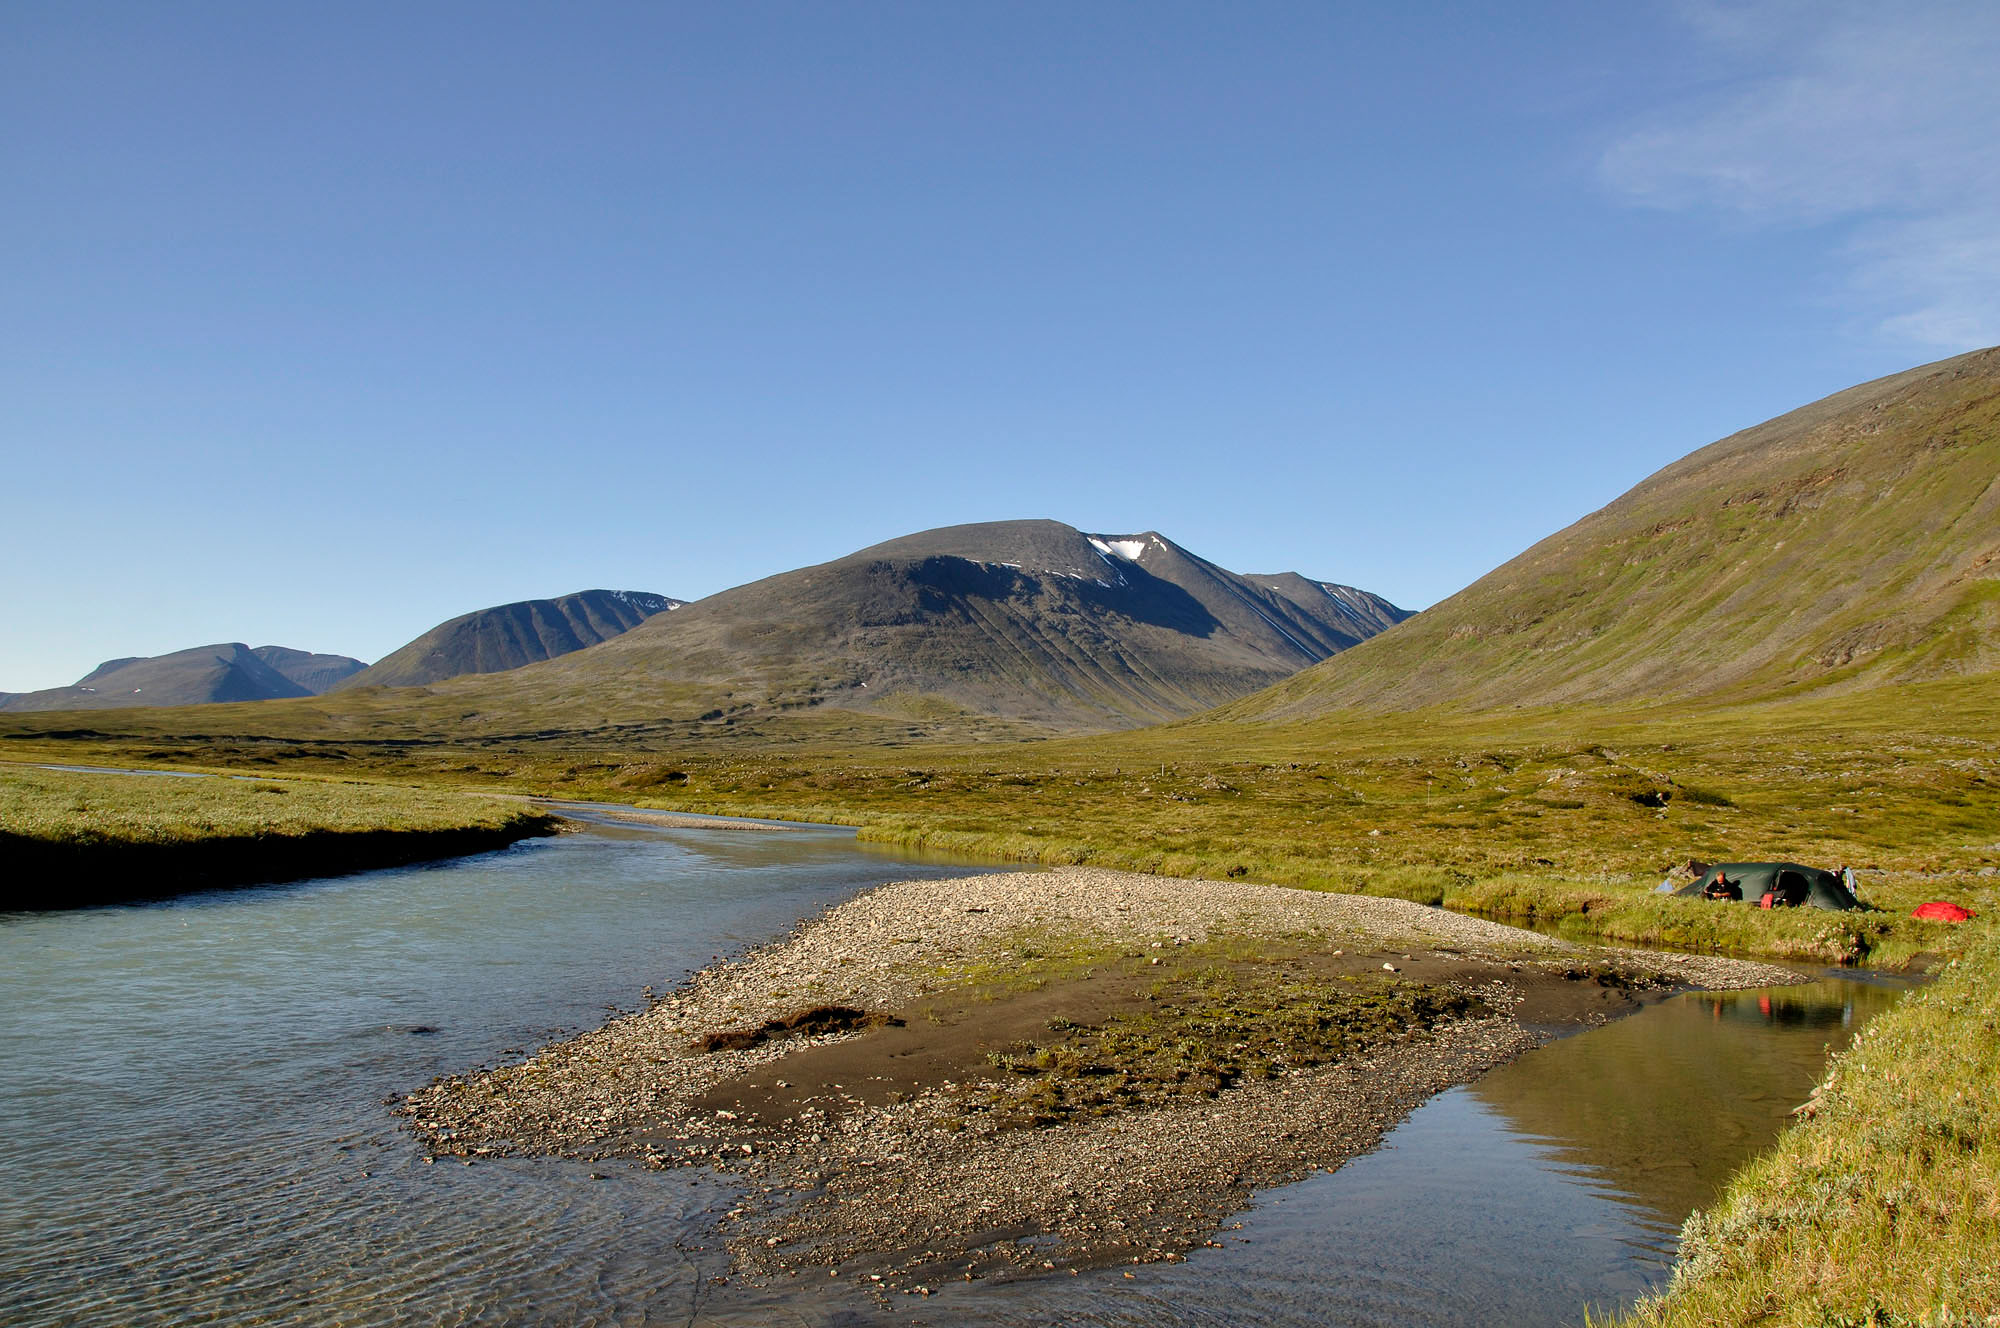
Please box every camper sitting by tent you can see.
[1677,862,1862,911]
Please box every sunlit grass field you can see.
[0,764,538,844]
[0,764,558,908]
[3,675,1994,1313]
[5,675,1991,962]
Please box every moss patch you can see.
[958,963,1484,1131]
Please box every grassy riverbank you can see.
[1604,931,2000,1327]
[6,686,1995,1305]
[0,765,561,909]
[4,681,1993,963]
[670,685,1993,968]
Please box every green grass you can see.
[915,927,1141,998]
[0,764,539,843]
[925,933,1485,1131]
[1443,874,1999,970]
[5,676,1992,963]
[1600,931,2000,1326]
[966,970,1478,1130]
[0,764,559,908]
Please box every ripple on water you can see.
[1,819,1903,1328]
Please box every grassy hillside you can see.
[1228,346,2000,720]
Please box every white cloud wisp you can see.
[1601,0,2000,350]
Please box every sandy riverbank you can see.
[402,867,1801,1291]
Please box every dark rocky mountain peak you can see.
[336,588,683,690]
[491,521,1410,733]
[249,646,368,694]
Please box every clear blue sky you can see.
[4,1,1996,689]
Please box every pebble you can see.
[399,865,1802,1293]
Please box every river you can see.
[0,811,1904,1327]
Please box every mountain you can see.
[247,646,367,694]
[0,643,365,712]
[1222,346,2000,721]
[335,589,682,690]
[462,521,1408,731]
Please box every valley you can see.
[5,347,1997,1325]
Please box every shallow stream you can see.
[1,810,1904,1326]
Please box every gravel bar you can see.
[401,867,1805,1288]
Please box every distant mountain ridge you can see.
[0,644,365,712]
[1220,345,2000,720]
[0,533,1400,734]
[235,646,367,695]
[453,520,1409,731]
[335,589,682,690]
[0,587,681,713]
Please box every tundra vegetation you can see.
[18,674,1982,958]
[0,764,558,908]
[1600,938,2000,1328]
[4,352,1995,1317]
[955,954,1485,1131]
[8,677,1989,1316]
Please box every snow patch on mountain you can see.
[609,590,683,613]
[1087,536,1148,562]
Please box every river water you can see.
[0,812,1904,1327]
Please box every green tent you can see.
[1674,862,1861,911]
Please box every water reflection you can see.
[0,821,1905,1328]
[1468,979,1906,1224]
[825,979,1900,1328]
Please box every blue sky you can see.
[3,1,1996,690]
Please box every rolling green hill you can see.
[333,589,682,690]
[1222,346,2000,720]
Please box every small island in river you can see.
[403,867,1800,1292]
